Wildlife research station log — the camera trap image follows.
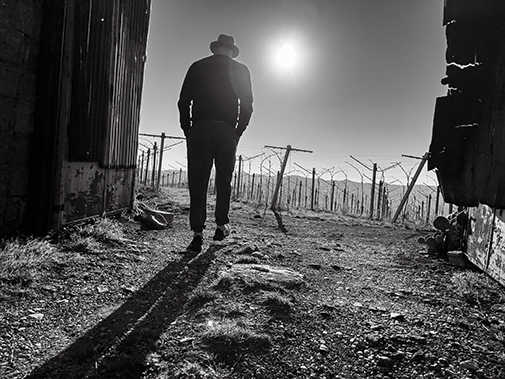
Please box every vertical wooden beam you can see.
[370,163,377,219]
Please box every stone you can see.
[226,264,305,288]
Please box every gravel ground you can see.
[1,187,505,379]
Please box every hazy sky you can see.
[139,0,447,185]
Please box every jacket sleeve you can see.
[236,65,253,137]
[178,65,194,135]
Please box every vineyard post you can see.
[370,163,377,219]
[331,180,335,212]
[435,186,441,215]
[156,132,165,190]
[426,194,432,225]
[144,149,150,185]
[151,142,157,187]
[298,181,302,207]
[377,180,383,219]
[138,152,144,182]
[250,173,255,200]
[236,155,242,198]
[311,168,316,211]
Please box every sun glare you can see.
[277,44,296,68]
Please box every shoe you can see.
[213,224,231,241]
[187,234,203,252]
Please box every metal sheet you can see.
[467,204,505,287]
[63,162,134,223]
[490,210,505,285]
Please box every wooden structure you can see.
[0,0,151,235]
[429,0,505,207]
[429,0,505,286]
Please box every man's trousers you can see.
[186,120,237,233]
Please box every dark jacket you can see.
[178,54,253,137]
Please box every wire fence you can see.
[136,140,450,227]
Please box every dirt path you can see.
[1,188,505,378]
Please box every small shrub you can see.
[0,238,56,284]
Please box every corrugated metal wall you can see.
[61,0,151,224]
[68,0,150,168]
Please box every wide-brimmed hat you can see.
[210,34,239,58]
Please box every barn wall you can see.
[0,0,43,234]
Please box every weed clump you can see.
[62,218,126,254]
[260,291,293,314]
[189,288,219,307]
[451,271,498,304]
[202,319,271,356]
[0,238,56,284]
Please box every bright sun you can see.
[277,44,296,68]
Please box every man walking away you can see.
[178,34,254,252]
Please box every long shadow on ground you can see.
[25,245,221,379]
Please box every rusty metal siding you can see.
[68,0,150,168]
[63,162,135,222]
[106,0,150,168]
[467,205,505,287]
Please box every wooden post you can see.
[311,168,316,211]
[330,180,335,212]
[377,180,383,219]
[139,152,144,182]
[392,152,430,223]
[268,146,292,232]
[151,142,157,187]
[435,185,441,215]
[270,148,291,211]
[370,163,377,219]
[236,155,242,198]
[144,149,150,185]
[156,132,165,191]
[426,194,432,225]
[251,173,255,200]
[298,180,302,207]
[343,187,347,214]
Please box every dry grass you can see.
[76,218,126,244]
[189,288,219,307]
[201,319,271,356]
[63,218,127,254]
[259,291,294,314]
[0,237,56,284]
[174,362,219,379]
[451,271,497,304]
